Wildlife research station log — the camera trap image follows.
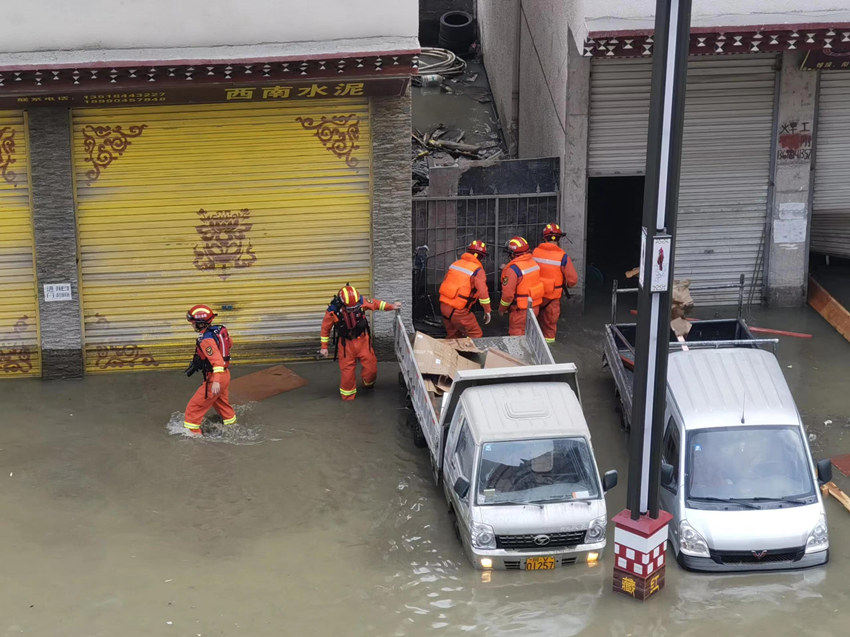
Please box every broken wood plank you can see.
[808,276,850,344]
[820,481,850,513]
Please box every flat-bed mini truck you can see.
[395,310,618,571]
[602,278,833,572]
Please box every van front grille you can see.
[710,547,805,565]
[561,557,577,566]
[496,530,586,549]
[504,560,521,570]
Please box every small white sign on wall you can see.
[44,283,73,302]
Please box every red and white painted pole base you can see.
[611,509,672,601]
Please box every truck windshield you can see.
[476,437,600,505]
[685,425,816,502]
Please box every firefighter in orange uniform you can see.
[498,236,544,336]
[319,285,401,400]
[533,223,578,343]
[183,304,236,436]
[439,239,492,339]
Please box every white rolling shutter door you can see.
[589,56,777,304]
[812,71,850,258]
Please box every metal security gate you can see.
[589,56,777,304]
[0,110,40,378]
[812,71,850,258]
[72,99,371,372]
[411,193,559,322]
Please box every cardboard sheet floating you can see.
[229,365,308,404]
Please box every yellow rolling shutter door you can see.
[0,111,40,378]
[72,100,371,372]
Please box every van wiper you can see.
[745,496,811,505]
[688,496,760,509]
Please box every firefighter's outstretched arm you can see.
[319,310,336,358]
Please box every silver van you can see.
[659,347,832,572]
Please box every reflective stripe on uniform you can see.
[449,263,477,276]
[379,301,386,310]
[184,422,201,430]
[340,387,357,396]
[479,297,490,305]
[321,336,329,343]
[545,337,556,344]
[363,380,375,388]
[500,299,511,307]
[223,416,237,425]
[520,264,541,275]
[534,257,563,266]
[212,366,225,373]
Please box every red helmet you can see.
[506,236,530,255]
[338,284,361,307]
[186,304,216,324]
[542,223,566,240]
[467,240,488,257]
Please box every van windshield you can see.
[685,425,816,502]
[476,437,600,505]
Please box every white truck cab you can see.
[659,347,831,572]
[443,382,618,570]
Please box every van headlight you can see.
[805,514,829,553]
[585,516,607,543]
[471,522,496,550]
[679,520,709,557]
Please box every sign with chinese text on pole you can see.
[1,78,409,109]
[44,283,73,302]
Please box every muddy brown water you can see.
[1,304,848,636]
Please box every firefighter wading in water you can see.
[438,239,492,338]
[183,304,236,435]
[319,285,401,400]
[532,223,578,343]
[498,236,544,336]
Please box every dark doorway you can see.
[586,176,645,297]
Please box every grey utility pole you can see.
[626,0,693,520]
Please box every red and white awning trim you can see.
[584,24,850,57]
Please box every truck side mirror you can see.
[602,470,618,493]
[453,476,470,499]
[817,458,833,484]
[660,462,675,488]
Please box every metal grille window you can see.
[412,194,559,322]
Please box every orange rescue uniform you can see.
[498,253,544,335]
[321,297,395,400]
[533,242,579,343]
[184,330,236,432]
[438,252,492,339]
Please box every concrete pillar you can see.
[767,51,817,307]
[562,32,590,307]
[28,108,84,379]
[370,90,413,356]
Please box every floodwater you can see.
[1,302,849,636]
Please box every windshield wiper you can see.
[530,495,592,505]
[745,496,812,505]
[688,496,760,509]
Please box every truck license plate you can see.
[525,556,556,570]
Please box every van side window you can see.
[662,417,680,489]
[455,423,474,479]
